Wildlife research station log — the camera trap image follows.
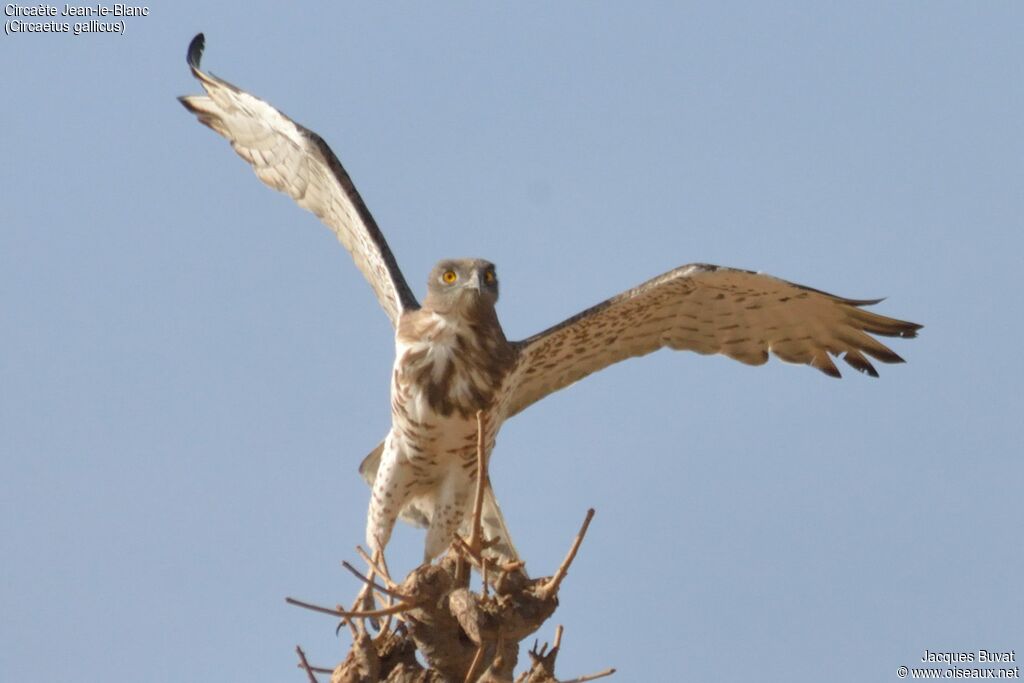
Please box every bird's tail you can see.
[479,484,520,564]
[358,440,385,485]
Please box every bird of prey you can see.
[179,34,921,564]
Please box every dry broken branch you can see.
[285,596,419,620]
[515,627,615,683]
[341,561,412,603]
[560,669,617,683]
[540,509,595,600]
[295,645,320,683]
[356,546,400,592]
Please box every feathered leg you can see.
[365,434,416,556]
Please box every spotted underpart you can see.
[365,259,519,563]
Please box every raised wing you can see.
[505,263,921,417]
[178,33,418,326]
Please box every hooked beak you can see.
[466,271,482,291]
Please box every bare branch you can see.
[560,667,617,683]
[456,410,490,587]
[482,556,491,601]
[356,545,399,591]
[286,596,418,620]
[341,560,412,602]
[541,509,595,599]
[295,645,319,683]
[470,410,487,553]
[464,643,485,683]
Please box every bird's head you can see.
[424,258,499,314]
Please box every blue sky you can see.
[2,3,1021,682]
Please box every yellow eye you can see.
[484,270,496,285]
[442,270,458,284]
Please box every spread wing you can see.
[178,33,418,326]
[505,263,921,417]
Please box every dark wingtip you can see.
[186,32,205,70]
[900,322,924,339]
[844,353,881,378]
[177,94,197,113]
[848,296,887,307]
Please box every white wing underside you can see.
[178,34,417,326]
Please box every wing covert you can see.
[178,33,418,326]
[505,264,921,417]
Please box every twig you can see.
[456,537,512,603]
[338,601,417,619]
[541,508,595,599]
[358,546,397,633]
[560,667,617,683]
[454,537,507,596]
[481,555,490,600]
[356,545,399,591]
[453,537,485,570]
[286,596,417,619]
[553,624,564,651]
[337,585,361,639]
[288,597,349,618]
[377,548,393,589]
[463,642,485,683]
[456,410,489,585]
[347,546,388,634]
[493,632,506,673]
[295,645,319,683]
[469,410,487,553]
[341,561,412,602]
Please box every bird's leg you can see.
[365,452,407,555]
[360,438,416,629]
[363,438,414,568]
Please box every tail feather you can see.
[358,440,385,485]
[478,485,520,564]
